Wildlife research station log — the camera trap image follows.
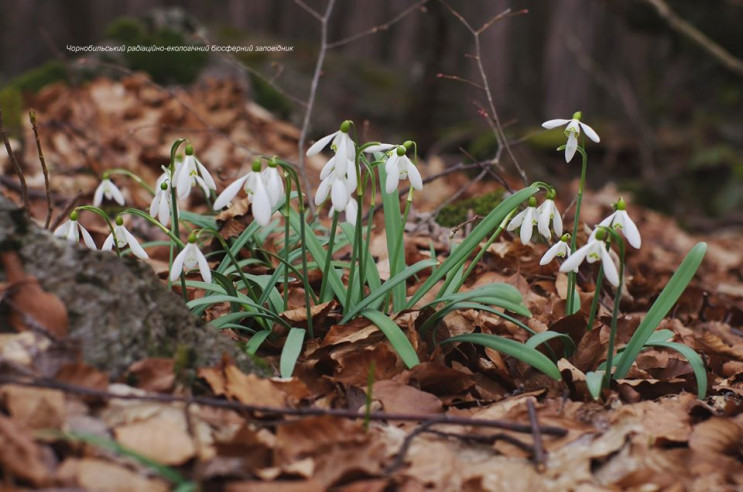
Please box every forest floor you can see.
[1,76,742,491]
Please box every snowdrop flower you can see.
[540,234,571,265]
[330,196,358,225]
[262,158,285,208]
[384,145,423,194]
[536,190,563,239]
[542,111,600,163]
[560,229,619,287]
[363,143,396,155]
[102,216,149,260]
[93,173,125,206]
[213,159,274,226]
[53,210,97,250]
[599,197,641,249]
[150,173,172,226]
[306,120,355,163]
[507,197,539,244]
[315,168,352,212]
[170,233,211,284]
[172,144,216,200]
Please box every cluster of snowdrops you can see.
[52,113,707,398]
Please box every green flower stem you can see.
[168,139,188,303]
[319,211,340,302]
[108,168,155,195]
[602,239,625,390]
[360,166,377,310]
[74,205,118,254]
[283,175,293,310]
[276,160,314,337]
[586,265,604,331]
[566,146,588,315]
[210,232,259,302]
[450,208,516,294]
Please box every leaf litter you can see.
[0,75,742,490]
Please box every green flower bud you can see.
[70,210,79,221]
[160,181,168,190]
[251,159,262,172]
[396,145,406,156]
[545,188,556,200]
[616,197,627,211]
[185,144,194,156]
[340,120,352,133]
[103,171,110,179]
[115,216,124,226]
[268,156,279,168]
[572,111,582,120]
[595,228,607,241]
[528,197,537,207]
[403,140,414,150]
[560,233,570,242]
[188,232,197,244]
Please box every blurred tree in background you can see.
[0,0,741,223]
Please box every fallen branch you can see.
[0,374,568,436]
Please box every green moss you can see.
[436,190,505,227]
[249,74,292,118]
[8,60,69,93]
[0,87,23,135]
[105,16,208,84]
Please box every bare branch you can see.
[29,111,53,229]
[639,0,743,78]
[0,106,28,210]
[294,0,323,22]
[297,0,337,217]
[438,1,528,186]
[477,9,528,35]
[327,0,430,49]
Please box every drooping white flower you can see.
[507,197,539,244]
[262,161,285,208]
[150,173,172,226]
[537,193,563,239]
[170,234,211,283]
[540,234,571,265]
[599,197,641,249]
[315,172,351,212]
[559,230,619,287]
[102,216,149,260]
[542,111,600,163]
[330,196,359,225]
[213,160,274,226]
[306,121,356,164]
[172,145,216,200]
[363,143,396,155]
[384,146,423,194]
[93,174,125,207]
[53,211,97,250]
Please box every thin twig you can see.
[527,397,546,472]
[437,1,529,185]
[327,0,430,48]
[436,72,485,90]
[297,0,337,218]
[0,105,28,210]
[293,0,323,22]
[0,375,568,436]
[638,0,743,78]
[29,111,53,229]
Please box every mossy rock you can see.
[0,195,254,380]
[436,190,505,227]
[7,60,69,93]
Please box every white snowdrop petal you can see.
[102,234,114,251]
[579,122,600,143]
[196,159,216,190]
[600,247,619,287]
[170,248,187,282]
[93,183,105,207]
[315,176,332,206]
[252,179,273,226]
[364,144,395,153]
[79,225,97,250]
[520,207,534,244]
[306,132,337,156]
[565,134,578,163]
[553,207,563,237]
[213,175,248,210]
[560,243,591,273]
[66,222,79,243]
[507,209,526,231]
[542,119,570,129]
[109,182,126,206]
[345,198,358,226]
[385,169,399,194]
[54,220,72,239]
[331,178,349,211]
[195,247,212,284]
[540,242,562,265]
[538,203,552,239]
[124,229,149,259]
[405,158,423,190]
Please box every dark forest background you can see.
[1,0,742,224]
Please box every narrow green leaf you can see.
[341,259,437,323]
[378,165,407,310]
[405,186,538,310]
[178,210,217,230]
[586,371,604,400]
[525,331,577,357]
[441,333,561,380]
[614,243,707,379]
[361,309,420,369]
[647,341,707,399]
[245,330,272,355]
[216,221,260,273]
[288,210,347,307]
[280,328,306,378]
